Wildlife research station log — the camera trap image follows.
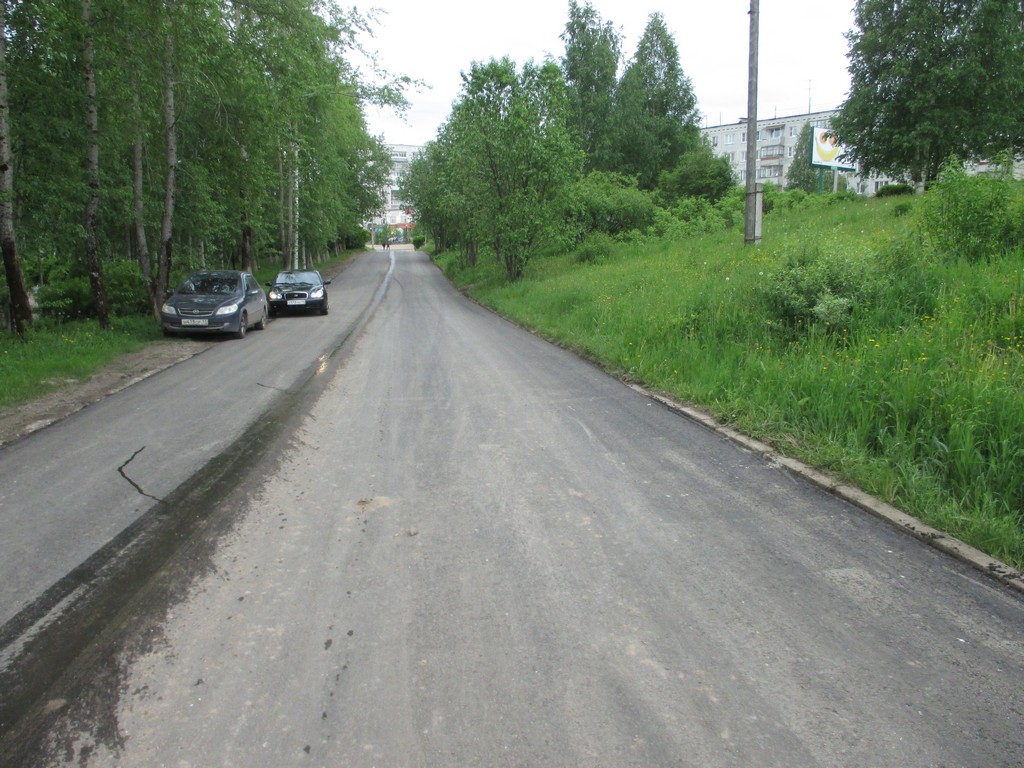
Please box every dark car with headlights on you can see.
[161,270,268,339]
[266,270,330,317]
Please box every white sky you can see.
[356,1,856,147]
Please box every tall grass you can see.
[438,193,1024,569]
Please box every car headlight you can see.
[215,302,240,316]
[310,287,324,298]
[268,289,281,300]
[161,303,177,315]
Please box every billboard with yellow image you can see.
[811,128,855,171]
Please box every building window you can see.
[725,134,734,145]
[712,136,719,147]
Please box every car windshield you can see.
[274,271,320,285]
[179,275,240,295]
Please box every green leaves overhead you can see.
[832,0,1024,184]
[440,57,582,281]
[3,0,401,294]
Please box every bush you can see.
[875,183,915,198]
[760,242,880,334]
[892,201,913,218]
[35,259,151,319]
[572,231,616,264]
[662,197,727,239]
[567,172,658,242]
[919,162,1023,262]
[412,235,426,249]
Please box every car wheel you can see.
[320,301,329,316]
[254,309,266,330]
[235,311,248,339]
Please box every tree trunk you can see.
[239,145,252,272]
[278,150,289,268]
[132,92,157,319]
[156,3,177,301]
[82,0,111,330]
[0,0,31,335]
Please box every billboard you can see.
[811,128,855,171]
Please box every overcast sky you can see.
[357,1,856,147]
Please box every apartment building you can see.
[369,143,422,242]
[701,109,896,195]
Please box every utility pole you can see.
[744,0,762,245]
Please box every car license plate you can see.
[287,299,306,305]
[181,318,208,326]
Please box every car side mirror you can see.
[324,280,332,285]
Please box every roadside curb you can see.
[632,384,1024,596]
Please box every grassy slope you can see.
[437,196,1024,570]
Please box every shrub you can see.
[919,161,1023,262]
[35,259,151,319]
[662,197,727,239]
[572,231,615,264]
[566,171,658,242]
[875,183,915,198]
[760,242,880,334]
[412,235,426,249]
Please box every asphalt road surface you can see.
[3,248,1024,766]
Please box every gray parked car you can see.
[161,270,268,339]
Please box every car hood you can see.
[270,282,317,290]
[169,294,242,311]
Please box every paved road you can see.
[6,249,1024,766]
[0,252,392,630]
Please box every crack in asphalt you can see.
[118,447,162,502]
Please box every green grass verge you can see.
[434,196,1024,571]
[0,315,164,409]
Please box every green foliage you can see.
[785,123,834,193]
[608,13,700,189]
[760,242,882,334]
[875,184,915,198]
[834,0,1024,183]
[0,317,162,409]
[661,197,728,239]
[3,0,397,326]
[35,258,151,320]
[892,201,913,218]
[566,171,658,242]
[412,235,426,249]
[918,162,1024,261]
[572,231,616,264]
[560,1,621,172]
[657,139,735,205]
[428,57,582,281]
